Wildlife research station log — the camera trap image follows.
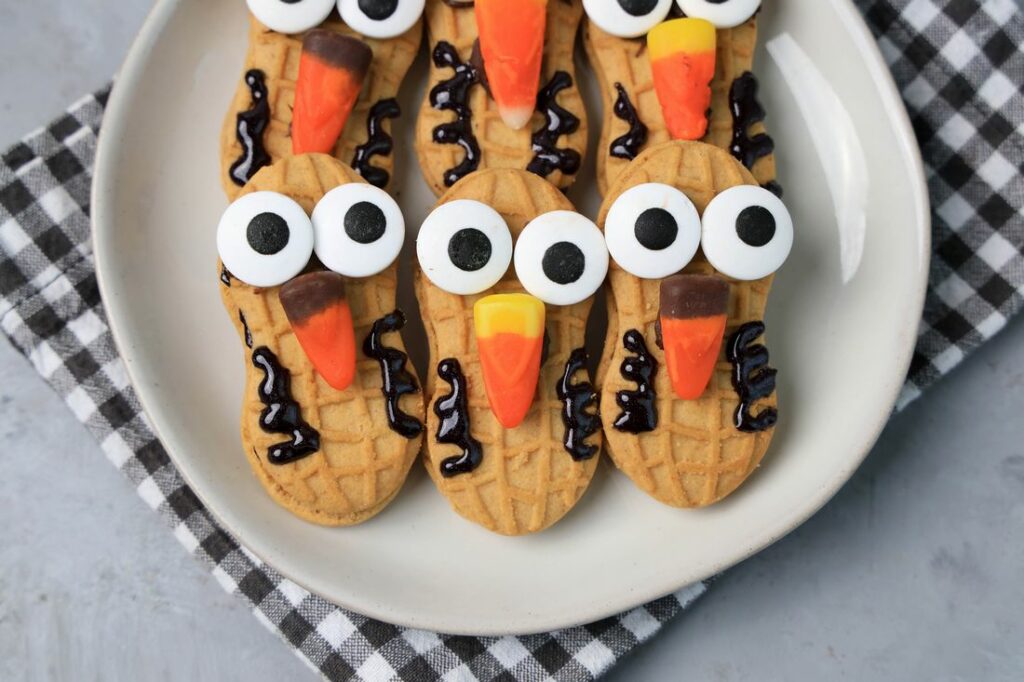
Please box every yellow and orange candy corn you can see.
[475,0,547,130]
[473,293,546,428]
[292,30,373,155]
[279,271,357,391]
[659,274,729,400]
[648,18,717,141]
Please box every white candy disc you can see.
[338,0,424,39]
[513,211,609,306]
[247,0,336,34]
[583,0,674,38]
[311,183,405,278]
[217,191,314,288]
[701,185,793,281]
[675,0,761,29]
[604,183,701,279]
[417,200,512,296]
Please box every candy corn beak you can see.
[475,0,547,130]
[474,293,546,428]
[279,271,357,391]
[648,18,717,141]
[659,274,730,400]
[292,30,373,155]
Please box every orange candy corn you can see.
[292,30,373,156]
[279,272,357,391]
[659,274,730,400]
[648,18,717,141]
[475,0,547,130]
[474,294,546,428]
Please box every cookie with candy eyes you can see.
[414,169,606,536]
[414,0,588,195]
[582,0,778,197]
[217,153,425,526]
[596,140,792,509]
[221,0,424,198]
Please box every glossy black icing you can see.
[229,69,272,188]
[726,321,778,432]
[729,72,775,171]
[526,71,581,178]
[429,42,481,187]
[363,310,424,439]
[435,358,484,477]
[558,348,600,461]
[251,347,321,465]
[352,97,401,189]
[610,82,647,161]
[240,310,253,349]
[614,330,658,433]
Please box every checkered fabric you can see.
[0,1,1020,680]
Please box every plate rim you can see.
[92,0,932,635]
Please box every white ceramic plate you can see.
[93,0,929,635]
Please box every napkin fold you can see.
[0,1,1021,680]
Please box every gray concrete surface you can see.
[1,1,1022,681]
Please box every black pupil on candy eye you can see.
[359,0,399,20]
[618,0,659,16]
[542,242,586,285]
[247,212,290,255]
[449,228,492,272]
[736,205,776,247]
[344,201,387,244]
[634,208,678,251]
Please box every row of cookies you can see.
[215,0,791,535]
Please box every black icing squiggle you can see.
[363,310,423,439]
[429,42,481,187]
[526,71,581,178]
[726,321,778,433]
[240,310,253,349]
[614,330,658,433]
[252,347,320,465]
[558,349,600,461]
[610,82,647,161]
[229,69,272,187]
[352,98,401,189]
[729,72,775,172]
[435,359,484,477]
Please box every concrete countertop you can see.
[1,1,1021,680]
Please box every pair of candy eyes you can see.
[247,0,423,37]
[584,0,761,37]
[417,201,610,307]
[605,183,793,281]
[217,184,405,288]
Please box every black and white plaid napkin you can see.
[0,1,1020,680]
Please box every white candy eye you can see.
[583,0,674,38]
[338,0,424,39]
[246,0,336,34]
[417,199,513,296]
[217,191,314,288]
[513,211,609,306]
[604,183,702,279]
[311,183,405,278]
[675,0,761,29]
[701,185,793,281]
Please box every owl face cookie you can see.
[583,0,779,196]
[221,1,424,197]
[596,140,791,508]
[414,169,607,535]
[414,0,588,195]
[217,153,424,526]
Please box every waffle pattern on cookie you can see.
[416,170,601,535]
[220,155,424,525]
[220,16,422,198]
[597,142,776,508]
[415,0,587,195]
[584,18,777,196]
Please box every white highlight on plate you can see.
[767,33,869,283]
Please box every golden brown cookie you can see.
[218,154,425,525]
[597,140,791,508]
[414,0,587,195]
[220,12,422,198]
[584,14,778,196]
[415,169,605,535]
